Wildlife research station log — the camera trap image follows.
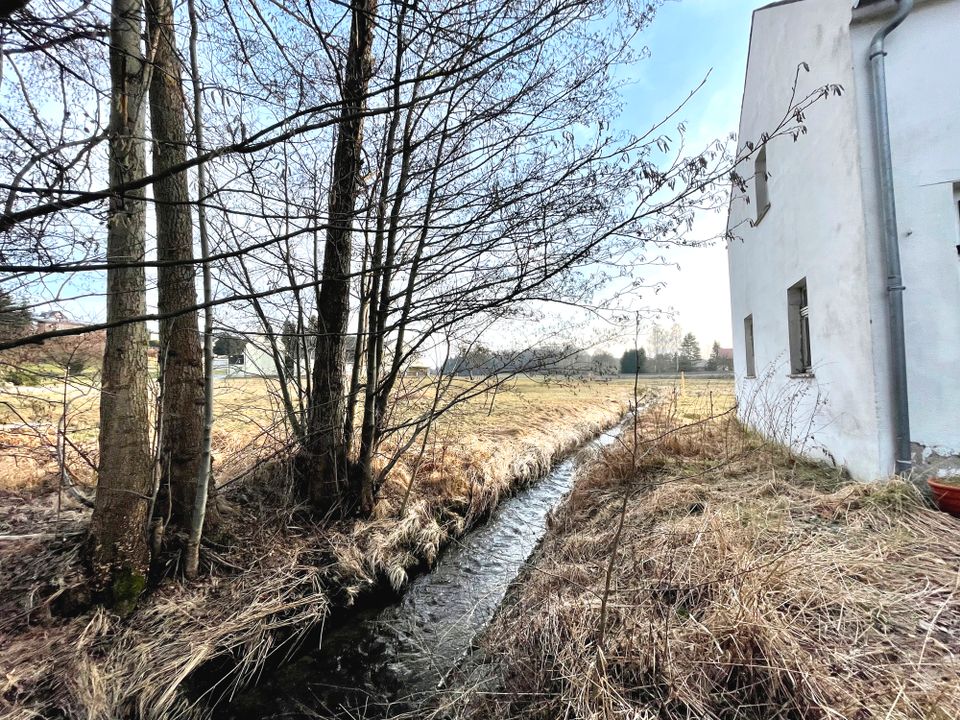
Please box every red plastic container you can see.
[927,478,960,518]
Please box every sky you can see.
[608,0,770,352]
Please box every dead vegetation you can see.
[448,389,960,720]
[0,378,631,720]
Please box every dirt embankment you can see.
[448,397,960,720]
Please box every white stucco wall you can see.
[235,345,319,379]
[727,0,886,480]
[849,0,960,461]
[729,0,960,480]
[243,345,281,377]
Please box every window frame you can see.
[787,278,813,376]
[754,146,770,224]
[743,314,756,378]
[953,182,960,259]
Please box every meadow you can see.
[1,374,736,718]
[0,372,646,716]
[0,371,649,493]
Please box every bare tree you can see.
[300,0,378,512]
[184,0,215,579]
[334,0,677,512]
[146,0,210,537]
[88,0,153,612]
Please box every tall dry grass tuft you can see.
[2,507,335,719]
[449,391,960,720]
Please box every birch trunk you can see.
[184,0,215,579]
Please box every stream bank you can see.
[438,395,960,720]
[211,420,629,719]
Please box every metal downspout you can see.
[868,0,914,475]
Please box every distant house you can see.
[216,342,301,379]
[708,347,734,372]
[225,343,279,378]
[215,338,362,380]
[33,311,83,333]
[404,364,431,378]
[726,0,960,481]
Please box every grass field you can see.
[0,372,709,493]
[450,386,960,720]
[1,376,734,719]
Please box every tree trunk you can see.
[301,0,377,512]
[147,0,210,532]
[184,0,215,580]
[343,236,370,455]
[89,0,153,614]
[355,5,411,512]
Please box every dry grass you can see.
[0,375,643,720]
[448,388,960,720]
[0,374,297,493]
[0,374,641,493]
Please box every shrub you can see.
[66,358,87,376]
[4,368,33,385]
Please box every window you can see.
[954,182,960,258]
[787,279,812,375]
[743,314,756,377]
[754,146,770,223]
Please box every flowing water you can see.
[218,421,626,719]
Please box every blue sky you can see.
[611,0,769,350]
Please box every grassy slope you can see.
[452,386,960,720]
[0,376,638,719]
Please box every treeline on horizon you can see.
[440,336,733,377]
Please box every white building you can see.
[727,0,960,481]
[33,311,84,333]
[216,343,285,378]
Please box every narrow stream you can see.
[218,421,625,719]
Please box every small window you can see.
[754,147,770,223]
[787,279,812,375]
[953,182,960,258]
[743,314,756,377]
